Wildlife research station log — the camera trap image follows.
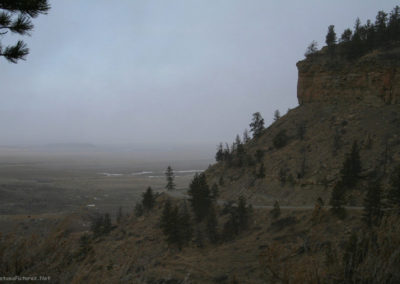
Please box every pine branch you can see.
[0,0,50,18]
[0,11,11,26]
[10,14,33,35]
[0,14,33,35]
[0,40,29,63]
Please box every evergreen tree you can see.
[270,200,281,219]
[297,122,306,140]
[273,110,281,121]
[340,28,353,42]
[222,196,250,240]
[353,18,362,40]
[363,179,382,227]
[178,204,193,247]
[215,143,224,162]
[375,10,388,42]
[160,201,193,249]
[249,112,265,139]
[223,143,232,165]
[255,149,264,163]
[243,128,250,143]
[236,143,245,167]
[218,176,224,186]
[90,213,112,237]
[160,200,172,234]
[388,6,400,40]
[76,233,92,260]
[0,0,50,63]
[257,163,266,179]
[234,134,245,167]
[325,25,337,49]
[165,205,181,248]
[388,165,400,211]
[237,196,249,230]
[206,205,218,243]
[134,202,144,217]
[211,183,219,200]
[103,213,112,234]
[330,182,346,219]
[188,173,212,222]
[234,135,242,150]
[90,214,104,238]
[142,186,155,211]
[165,165,175,190]
[273,130,288,149]
[304,40,318,57]
[340,141,362,188]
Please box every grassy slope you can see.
[207,102,400,207]
[0,195,367,283]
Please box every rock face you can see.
[297,48,400,105]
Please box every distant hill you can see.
[44,143,97,150]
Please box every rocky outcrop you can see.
[297,47,400,105]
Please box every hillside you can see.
[207,44,400,207]
[1,39,400,284]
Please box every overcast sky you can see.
[1,0,398,147]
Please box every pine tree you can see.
[160,201,192,249]
[273,110,281,121]
[165,165,175,190]
[90,214,104,238]
[188,173,212,222]
[235,134,245,167]
[388,6,400,40]
[273,130,288,149]
[353,18,362,40]
[304,40,318,57]
[0,0,50,63]
[330,182,346,219]
[90,213,112,237]
[325,25,337,48]
[160,200,172,235]
[340,28,353,43]
[375,10,388,42]
[222,196,250,240]
[243,128,250,143]
[211,183,219,200]
[103,213,112,234]
[178,204,193,247]
[134,202,144,217]
[218,176,224,186]
[363,179,382,227]
[270,200,281,219]
[257,163,266,179]
[76,233,92,259]
[166,205,181,248]
[340,141,362,188]
[206,205,218,243]
[255,149,264,163]
[215,143,224,162]
[237,196,249,230]
[388,165,400,211]
[142,186,155,211]
[249,112,265,139]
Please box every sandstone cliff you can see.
[297,46,400,105]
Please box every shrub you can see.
[273,130,288,149]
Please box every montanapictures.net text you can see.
[0,276,51,281]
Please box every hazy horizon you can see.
[2,0,398,147]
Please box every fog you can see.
[1,0,397,153]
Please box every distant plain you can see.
[0,145,213,234]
